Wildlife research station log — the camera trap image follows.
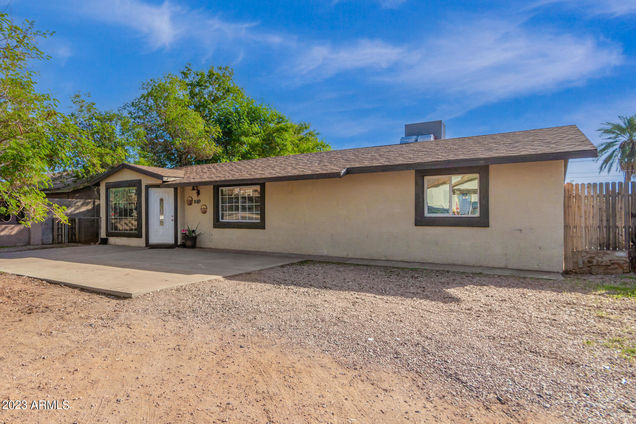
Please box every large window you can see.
[415,166,488,227]
[425,174,479,217]
[214,183,265,229]
[106,180,142,237]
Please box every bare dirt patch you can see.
[1,263,634,423]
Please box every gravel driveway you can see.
[132,261,635,424]
[2,261,634,423]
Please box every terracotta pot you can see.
[183,235,197,248]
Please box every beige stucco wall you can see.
[182,160,565,272]
[99,169,161,247]
[0,222,30,247]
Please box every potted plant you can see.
[182,224,199,248]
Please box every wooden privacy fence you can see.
[564,182,635,270]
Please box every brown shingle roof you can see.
[96,163,185,182]
[124,164,185,179]
[164,125,595,186]
[44,171,98,193]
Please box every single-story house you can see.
[94,122,597,273]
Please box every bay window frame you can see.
[415,166,489,227]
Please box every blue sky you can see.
[3,0,635,181]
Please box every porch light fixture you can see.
[191,186,200,197]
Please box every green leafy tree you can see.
[209,94,328,162]
[182,65,329,163]
[0,13,103,225]
[68,93,143,168]
[127,65,329,167]
[598,115,636,186]
[125,73,220,168]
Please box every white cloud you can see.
[377,0,407,9]
[398,20,623,103]
[331,0,407,9]
[289,18,623,116]
[293,39,405,80]
[40,38,73,64]
[60,1,626,120]
[532,0,636,17]
[76,0,280,51]
[79,0,179,48]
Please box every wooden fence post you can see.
[564,183,571,270]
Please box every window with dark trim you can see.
[213,183,265,229]
[106,179,142,237]
[415,166,489,227]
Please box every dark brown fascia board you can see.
[160,149,596,187]
[346,149,598,176]
[161,171,345,187]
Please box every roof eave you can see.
[162,149,597,187]
[89,163,184,184]
[43,186,95,194]
[346,149,598,175]
[161,171,346,187]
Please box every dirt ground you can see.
[0,262,634,423]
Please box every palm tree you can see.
[598,115,636,251]
[598,115,636,185]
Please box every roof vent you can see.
[401,120,445,143]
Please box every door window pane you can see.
[159,197,164,226]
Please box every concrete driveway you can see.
[0,245,300,297]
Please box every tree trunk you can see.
[626,171,633,263]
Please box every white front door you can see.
[148,187,175,246]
